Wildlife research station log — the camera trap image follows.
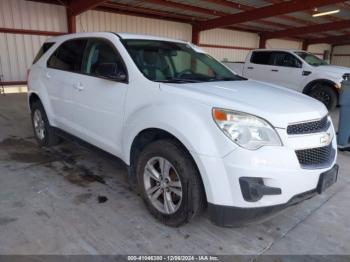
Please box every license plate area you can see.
[317,165,338,194]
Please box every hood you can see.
[316,65,350,76]
[161,80,328,128]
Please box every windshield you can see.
[121,39,245,83]
[295,51,328,66]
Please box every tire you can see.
[30,100,60,147]
[308,85,338,111]
[136,139,205,227]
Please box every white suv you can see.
[28,32,338,227]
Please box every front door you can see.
[266,52,304,91]
[70,37,128,156]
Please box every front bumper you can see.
[208,164,338,227]
[196,122,337,208]
[192,120,338,226]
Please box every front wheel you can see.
[136,139,205,227]
[308,85,338,111]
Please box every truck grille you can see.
[295,144,335,169]
[287,116,329,135]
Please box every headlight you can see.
[212,108,282,150]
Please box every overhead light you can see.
[312,9,340,17]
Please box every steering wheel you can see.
[177,69,194,78]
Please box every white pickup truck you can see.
[224,49,350,110]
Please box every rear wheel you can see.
[30,100,60,146]
[308,85,338,111]
[136,139,205,227]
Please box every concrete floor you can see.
[0,93,350,255]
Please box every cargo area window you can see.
[33,42,55,64]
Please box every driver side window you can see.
[273,52,302,68]
[82,38,126,79]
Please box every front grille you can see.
[287,116,329,135]
[295,144,334,169]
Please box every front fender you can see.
[121,103,237,165]
[302,77,340,94]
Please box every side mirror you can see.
[96,63,127,81]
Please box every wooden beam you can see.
[205,0,319,28]
[263,20,350,39]
[99,2,201,23]
[302,41,308,51]
[145,0,293,30]
[259,37,266,48]
[198,0,344,31]
[25,0,68,5]
[265,0,344,37]
[308,34,350,44]
[0,27,65,36]
[145,0,226,17]
[0,81,27,86]
[70,0,109,16]
[66,8,76,33]
[198,43,255,51]
[192,26,200,44]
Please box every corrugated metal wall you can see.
[0,34,48,81]
[199,28,259,62]
[0,0,67,31]
[332,45,350,67]
[266,39,302,49]
[0,0,346,83]
[308,44,331,54]
[0,0,67,82]
[76,10,192,42]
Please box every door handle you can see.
[247,67,254,69]
[73,82,84,91]
[45,72,51,79]
[271,69,279,72]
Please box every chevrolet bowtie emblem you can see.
[320,133,332,146]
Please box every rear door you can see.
[70,37,128,155]
[44,38,87,130]
[243,51,274,83]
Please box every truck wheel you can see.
[136,139,205,227]
[309,85,338,111]
[31,100,60,147]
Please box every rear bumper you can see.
[208,164,338,227]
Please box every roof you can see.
[45,32,189,43]
[31,0,350,45]
[252,48,304,52]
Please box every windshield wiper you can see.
[210,76,243,81]
[156,78,201,84]
[158,78,202,83]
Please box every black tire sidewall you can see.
[310,85,338,111]
[31,101,57,146]
[136,139,203,226]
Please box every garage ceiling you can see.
[28,0,350,45]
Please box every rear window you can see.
[250,51,273,65]
[47,39,87,72]
[32,42,55,64]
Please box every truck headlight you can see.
[213,108,282,150]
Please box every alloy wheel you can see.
[33,109,45,140]
[143,156,183,214]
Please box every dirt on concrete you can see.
[1,136,107,188]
